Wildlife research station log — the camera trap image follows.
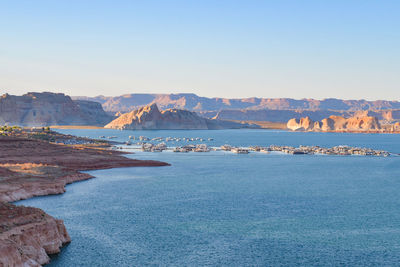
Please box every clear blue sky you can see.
[0,0,399,100]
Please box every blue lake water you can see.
[17,129,400,266]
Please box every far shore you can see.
[50,125,105,129]
[234,120,288,129]
[49,123,400,134]
[50,121,289,130]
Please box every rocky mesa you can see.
[0,92,113,126]
[287,115,382,132]
[104,103,250,130]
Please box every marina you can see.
[101,134,395,157]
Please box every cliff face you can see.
[0,92,113,126]
[74,100,114,125]
[74,93,400,113]
[104,103,248,130]
[287,117,315,131]
[345,116,381,131]
[287,115,381,132]
[0,203,70,266]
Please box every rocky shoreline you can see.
[0,134,169,266]
[0,203,71,266]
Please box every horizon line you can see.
[3,91,399,103]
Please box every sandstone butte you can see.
[104,103,249,130]
[0,92,113,126]
[286,115,394,132]
[211,108,400,124]
[0,136,169,266]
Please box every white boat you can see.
[154,142,167,151]
[139,136,149,141]
[221,145,232,151]
[194,144,210,152]
[151,147,163,152]
[232,147,249,154]
[173,147,190,152]
[141,143,153,152]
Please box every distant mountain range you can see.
[1,92,399,127]
[73,93,400,113]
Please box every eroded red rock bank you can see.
[0,136,168,266]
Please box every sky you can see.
[0,0,399,100]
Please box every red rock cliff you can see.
[0,203,71,266]
[287,115,381,132]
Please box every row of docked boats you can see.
[129,135,213,142]
[268,145,391,157]
[173,144,210,152]
[142,142,168,152]
[173,144,250,154]
[99,135,117,139]
[121,136,392,157]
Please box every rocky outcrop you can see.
[0,92,113,126]
[0,170,93,203]
[73,93,400,113]
[345,116,381,131]
[392,122,400,131]
[287,115,382,132]
[287,117,315,131]
[105,104,249,130]
[211,109,351,122]
[0,135,169,265]
[0,203,70,266]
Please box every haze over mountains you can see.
[74,93,400,113]
[74,93,400,123]
[0,92,252,129]
[1,92,400,128]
